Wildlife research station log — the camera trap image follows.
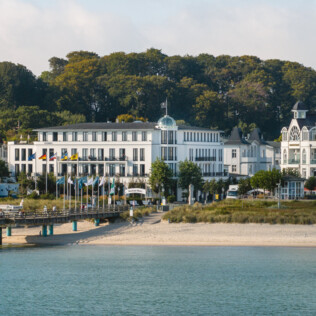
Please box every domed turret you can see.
[157,115,177,129]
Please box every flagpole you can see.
[46,149,48,194]
[86,177,89,210]
[91,176,94,209]
[98,178,100,209]
[166,98,168,116]
[69,175,72,211]
[35,154,37,191]
[102,178,105,211]
[63,177,65,210]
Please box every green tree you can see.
[304,176,316,191]
[38,173,57,195]
[17,172,33,196]
[238,178,252,195]
[178,160,203,191]
[148,158,173,195]
[0,160,9,177]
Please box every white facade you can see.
[7,116,225,200]
[281,101,316,179]
[224,127,280,177]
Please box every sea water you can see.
[1,246,315,315]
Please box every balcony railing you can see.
[202,172,227,177]
[288,159,300,164]
[310,159,316,164]
[79,156,128,162]
[195,157,216,162]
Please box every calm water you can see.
[1,246,316,315]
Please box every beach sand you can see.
[3,212,316,247]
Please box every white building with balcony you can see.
[224,127,280,177]
[7,115,225,200]
[281,101,316,179]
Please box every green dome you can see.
[157,115,176,128]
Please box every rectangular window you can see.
[28,164,33,174]
[232,149,237,158]
[122,131,127,141]
[63,132,68,141]
[232,165,237,172]
[82,148,88,160]
[15,164,20,175]
[89,148,96,159]
[92,132,97,141]
[119,148,126,160]
[168,147,174,161]
[194,133,196,142]
[72,132,77,141]
[109,164,115,176]
[21,149,26,161]
[83,132,88,141]
[61,148,67,155]
[197,133,199,142]
[49,164,54,173]
[140,164,145,176]
[190,132,192,141]
[184,132,186,142]
[119,164,125,177]
[168,131,173,144]
[98,148,104,161]
[43,132,47,141]
[133,148,138,161]
[161,147,167,160]
[109,148,115,160]
[161,131,167,144]
[102,132,107,141]
[112,132,117,141]
[133,164,138,176]
[53,132,58,141]
[132,131,137,141]
[21,164,26,173]
[142,131,147,141]
[42,164,47,174]
[49,149,54,160]
[28,149,33,158]
[140,148,145,161]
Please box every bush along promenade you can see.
[162,200,316,225]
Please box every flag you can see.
[78,176,87,190]
[85,177,94,186]
[61,152,68,161]
[67,176,73,185]
[93,176,99,187]
[56,177,65,185]
[99,176,105,187]
[160,101,167,109]
[28,153,36,161]
[70,153,78,161]
[39,154,47,160]
[49,152,57,161]
[110,178,115,195]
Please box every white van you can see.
[226,185,239,199]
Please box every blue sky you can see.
[0,0,315,75]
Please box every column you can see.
[94,219,100,226]
[42,225,47,237]
[48,224,54,235]
[72,221,77,231]
[0,227,2,245]
[6,226,12,237]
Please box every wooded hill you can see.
[1,48,316,141]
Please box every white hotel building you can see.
[7,115,225,200]
[281,101,316,178]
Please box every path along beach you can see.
[3,212,316,247]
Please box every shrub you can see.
[167,195,176,203]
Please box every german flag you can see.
[39,154,47,160]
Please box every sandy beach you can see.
[2,212,316,247]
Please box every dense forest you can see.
[1,48,316,141]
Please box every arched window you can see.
[302,149,306,164]
[289,126,300,141]
[282,129,288,141]
[283,149,287,163]
[302,127,309,141]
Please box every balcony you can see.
[310,159,316,164]
[288,159,300,164]
[195,157,216,162]
[202,172,227,177]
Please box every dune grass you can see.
[162,200,316,225]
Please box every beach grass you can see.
[162,200,316,224]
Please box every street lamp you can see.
[277,182,281,209]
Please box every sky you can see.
[0,0,315,76]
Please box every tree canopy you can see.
[178,160,203,191]
[1,49,316,140]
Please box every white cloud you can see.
[0,0,315,75]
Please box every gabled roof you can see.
[266,141,281,148]
[295,114,316,130]
[225,127,249,145]
[248,128,267,145]
[292,100,307,111]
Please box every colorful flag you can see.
[78,176,87,190]
[70,153,78,161]
[85,177,94,186]
[67,176,73,185]
[56,177,65,185]
[28,153,36,161]
[61,152,68,161]
[49,152,57,161]
[110,178,115,195]
[93,176,99,187]
[39,154,47,160]
[99,176,105,187]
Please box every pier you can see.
[0,205,128,245]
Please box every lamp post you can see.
[277,182,281,209]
